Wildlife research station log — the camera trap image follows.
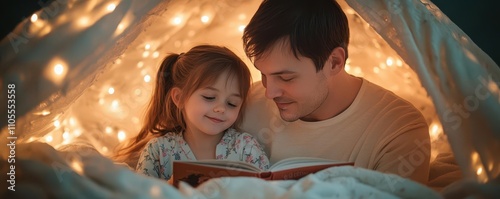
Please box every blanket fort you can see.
[0,0,499,198]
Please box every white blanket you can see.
[0,142,441,199]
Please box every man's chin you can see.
[279,111,300,122]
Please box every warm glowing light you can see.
[40,25,52,37]
[430,123,441,141]
[144,75,151,83]
[74,129,82,137]
[137,61,144,68]
[48,60,68,81]
[118,130,126,141]
[345,8,356,15]
[54,64,64,75]
[353,67,362,75]
[152,51,160,58]
[31,14,38,23]
[471,151,479,164]
[71,160,83,175]
[107,3,116,11]
[373,67,380,74]
[386,57,394,66]
[345,64,351,72]
[105,126,113,134]
[115,19,129,36]
[45,135,53,143]
[78,17,89,26]
[108,87,115,94]
[99,98,105,105]
[431,124,439,134]
[115,58,122,64]
[201,15,210,23]
[172,16,182,25]
[132,117,140,124]
[134,89,142,96]
[396,59,403,67]
[63,131,70,140]
[488,79,499,93]
[143,51,150,58]
[102,146,109,153]
[69,117,76,126]
[145,44,151,50]
[379,63,387,69]
[238,25,245,32]
[238,14,246,20]
[34,110,51,116]
[54,120,61,128]
[111,100,119,109]
[477,167,483,175]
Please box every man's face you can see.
[254,40,329,122]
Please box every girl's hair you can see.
[114,45,251,166]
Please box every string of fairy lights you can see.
[9,0,490,182]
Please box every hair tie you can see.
[163,53,184,77]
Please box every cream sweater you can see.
[241,79,430,184]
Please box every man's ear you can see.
[325,47,346,76]
[171,87,182,108]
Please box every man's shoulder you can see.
[364,80,418,107]
[361,79,426,122]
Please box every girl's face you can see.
[183,71,242,137]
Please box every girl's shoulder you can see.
[223,128,258,144]
[148,132,183,145]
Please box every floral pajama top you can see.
[136,128,270,180]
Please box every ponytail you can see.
[113,53,182,167]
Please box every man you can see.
[241,0,430,184]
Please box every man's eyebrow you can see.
[204,86,241,97]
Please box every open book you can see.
[172,157,354,187]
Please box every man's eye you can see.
[280,76,294,82]
[202,96,215,100]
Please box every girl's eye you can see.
[227,102,237,107]
[202,96,215,100]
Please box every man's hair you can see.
[243,0,349,71]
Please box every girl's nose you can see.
[213,103,225,113]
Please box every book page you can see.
[270,157,347,171]
[177,160,262,172]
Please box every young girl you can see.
[115,45,269,181]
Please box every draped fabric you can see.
[0,0,498,190]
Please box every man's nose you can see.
[264,80,283,99]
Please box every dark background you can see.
[1,0,499,65]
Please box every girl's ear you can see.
[324,47,346,76]
[171,87,182,108]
